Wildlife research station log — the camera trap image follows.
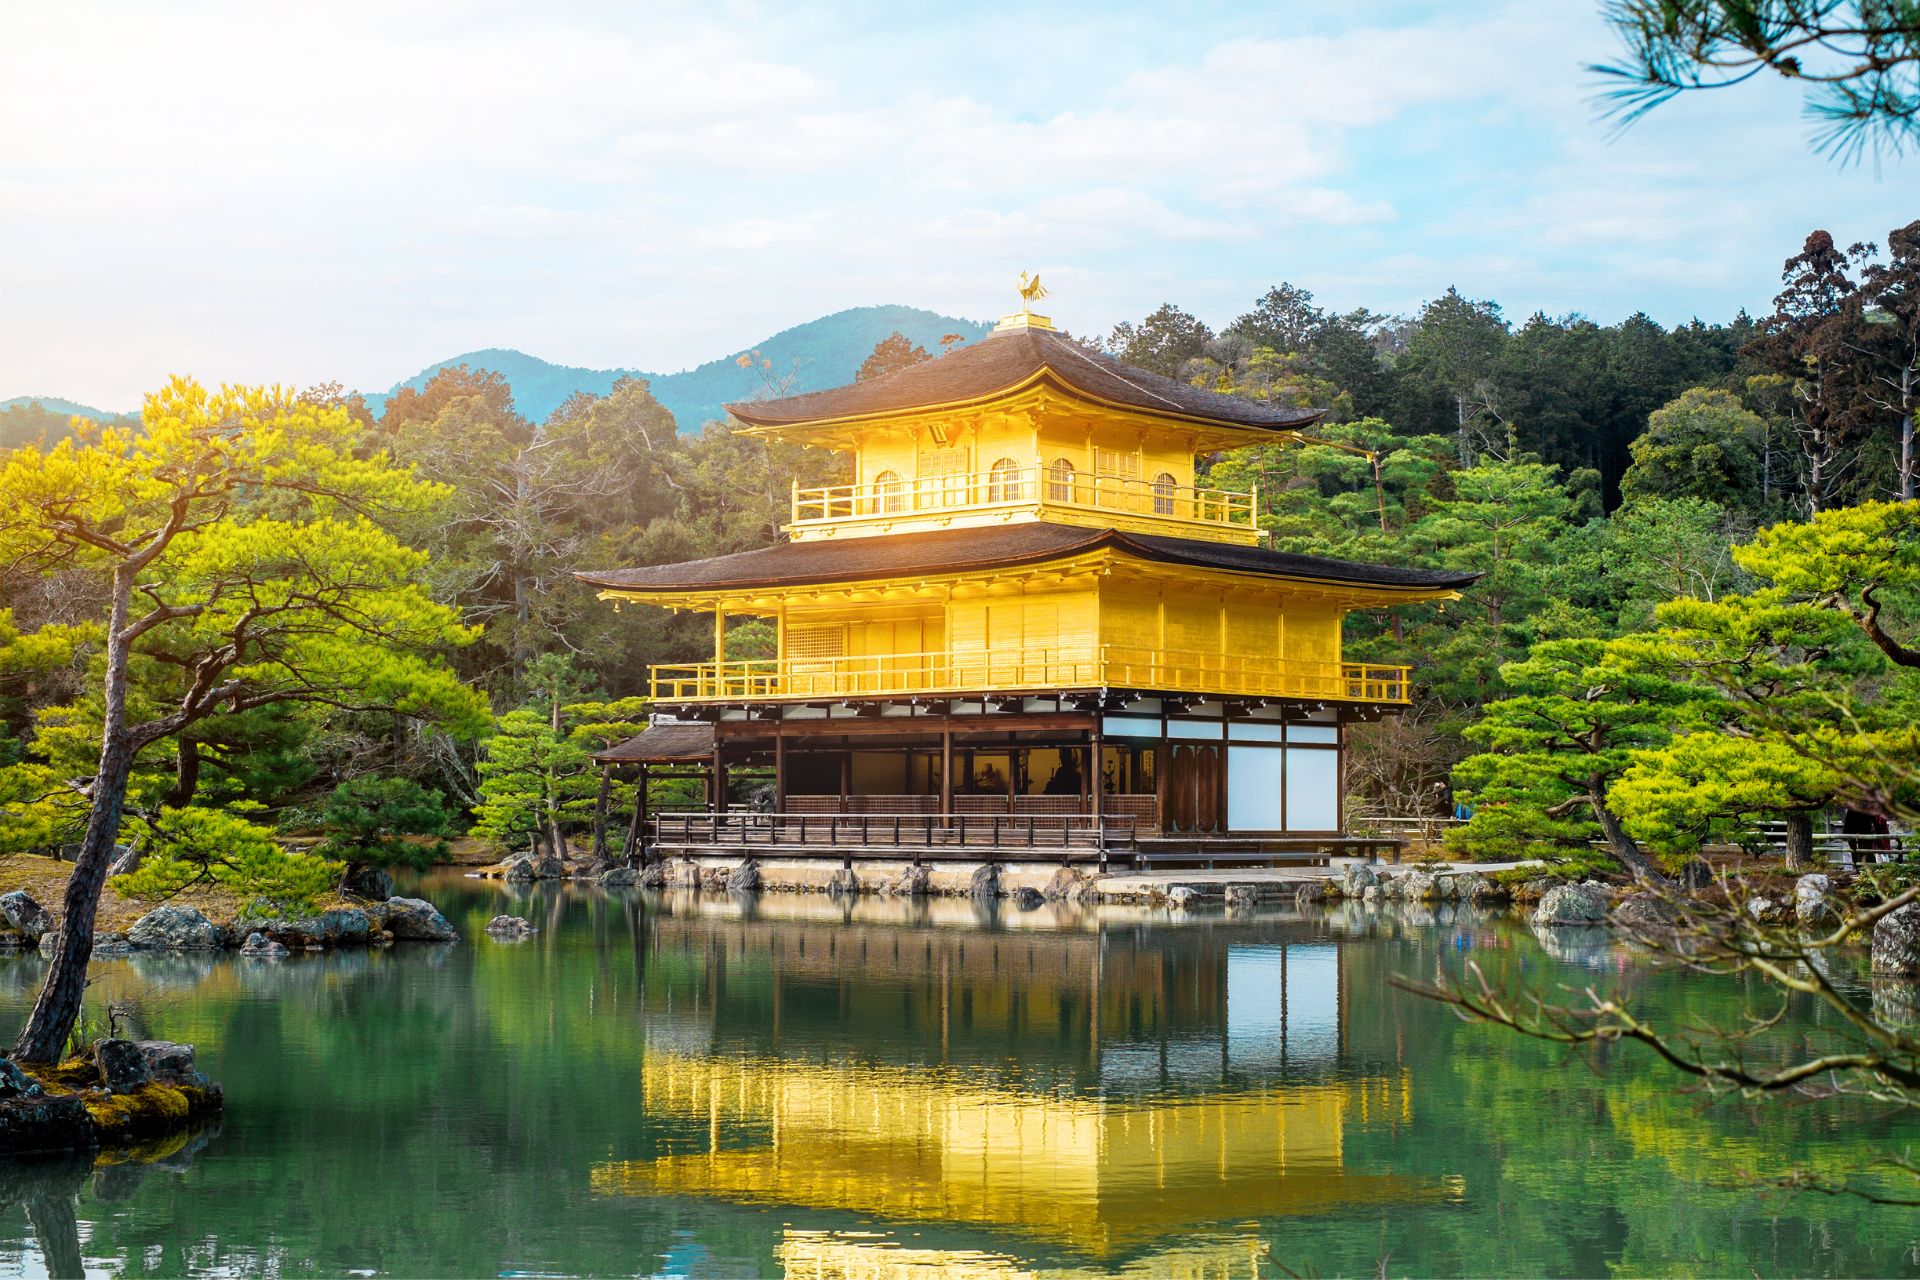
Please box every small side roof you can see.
[725,325,1325,433]
[591,721,716,764]
[575,523,1481,595]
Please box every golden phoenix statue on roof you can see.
[1017,271,1051,312]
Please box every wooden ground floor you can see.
[596,694,1400,869]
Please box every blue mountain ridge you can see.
[368,304,993,430]
[5,304,995,433]
[0,396,123,420]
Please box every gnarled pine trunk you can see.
[1589,776,1668,888]
[1783,811,1814,871]
[15,570,135,1063]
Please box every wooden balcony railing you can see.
[649,647,1412,704]
[790,466,1256,534]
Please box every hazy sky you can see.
[2,0,1913,410]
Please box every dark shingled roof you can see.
[575,523,1480,594]
[726,324,1325,430]
[592,721,715,764]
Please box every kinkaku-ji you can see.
[578,293,1476,871]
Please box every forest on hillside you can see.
[0,221,1914,908]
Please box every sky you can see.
[1,0,1914,411]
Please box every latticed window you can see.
[1045,457,1075,502]
[1093,446,1140,480]
[987,457,1025,502]
[786,624,846,660]
[872,469,906,513]
[1152,471,1177,515]
[919,446,969,507]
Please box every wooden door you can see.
[1166,743,1222,834]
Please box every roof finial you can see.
[996,272,1057,333]
[1017,270,1051,314]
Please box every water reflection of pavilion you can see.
[596,897,1443,1268]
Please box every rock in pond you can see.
[1611,892,1679,930]
[825,867,861,898]
[502,855,535,883]
[725,860,761,894]
[242,908,372,950]
[1745,896,1789,925]
[484,915,536,939]
[128,905,224,951]
[1532,882,1610,927]
[1012,886,1044,910]
[1795,873,1840,929]
[93,1040,152,1094]
[0,891,53,943]
[1166,885,1201,910]
[239,931,289,958]
[1872,901,1920,977]
[1340,863,1378,898]
[1451,872,1502,903]
[39,931,132,958]
[637,861,669,889]
[134,1040,206,1087]
[1398,870,1438,902]
[886,864,932,898]
[598,865,639,888]
[1042,867,1086,902]
[383,897,458,942]
[967,864,1001,901]
[1224,884,1258,908]
[0,1058,42,1099]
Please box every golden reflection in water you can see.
[592,1053,1433,1258]
[774,1227,1278,1279]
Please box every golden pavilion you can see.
[578,300,1473,866]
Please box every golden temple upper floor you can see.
[727,316,1324,546]
[576,524,1477,706]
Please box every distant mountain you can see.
[1,395,123,420]
[368,305,993,429]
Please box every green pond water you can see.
[0,873,1913,1278]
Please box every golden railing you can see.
[650,647,1411,704]
[790,466,1255,533]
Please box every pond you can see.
[0,873,1913,1278]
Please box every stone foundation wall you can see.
[660,856,1077,896]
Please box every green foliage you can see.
[1612,732,1836,857]
[1447,637,1711,866]
[314,776,451,872]
[1597,496,1745,630]
[473,710,588,853]
[1107,304,1213,377]
[111,806,343,916]
[1619,388,1771,514]
[1623,499,1920,826]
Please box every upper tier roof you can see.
[576,522,1479,595]
[725,323,1327,431]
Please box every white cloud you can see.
[0,0,1913,407]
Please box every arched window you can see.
[1151,471,1178,516]
[872,469,906,514]
[1045,457,1076,503]
[987,456,1025,503]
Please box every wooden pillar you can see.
[774,732,788,813]
[1155,713,1170,835]
[1090,718,1105,846]
[711,742,727,813]
[839,750,852,805]
[940,727,953,823]
[624,764,648,862]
